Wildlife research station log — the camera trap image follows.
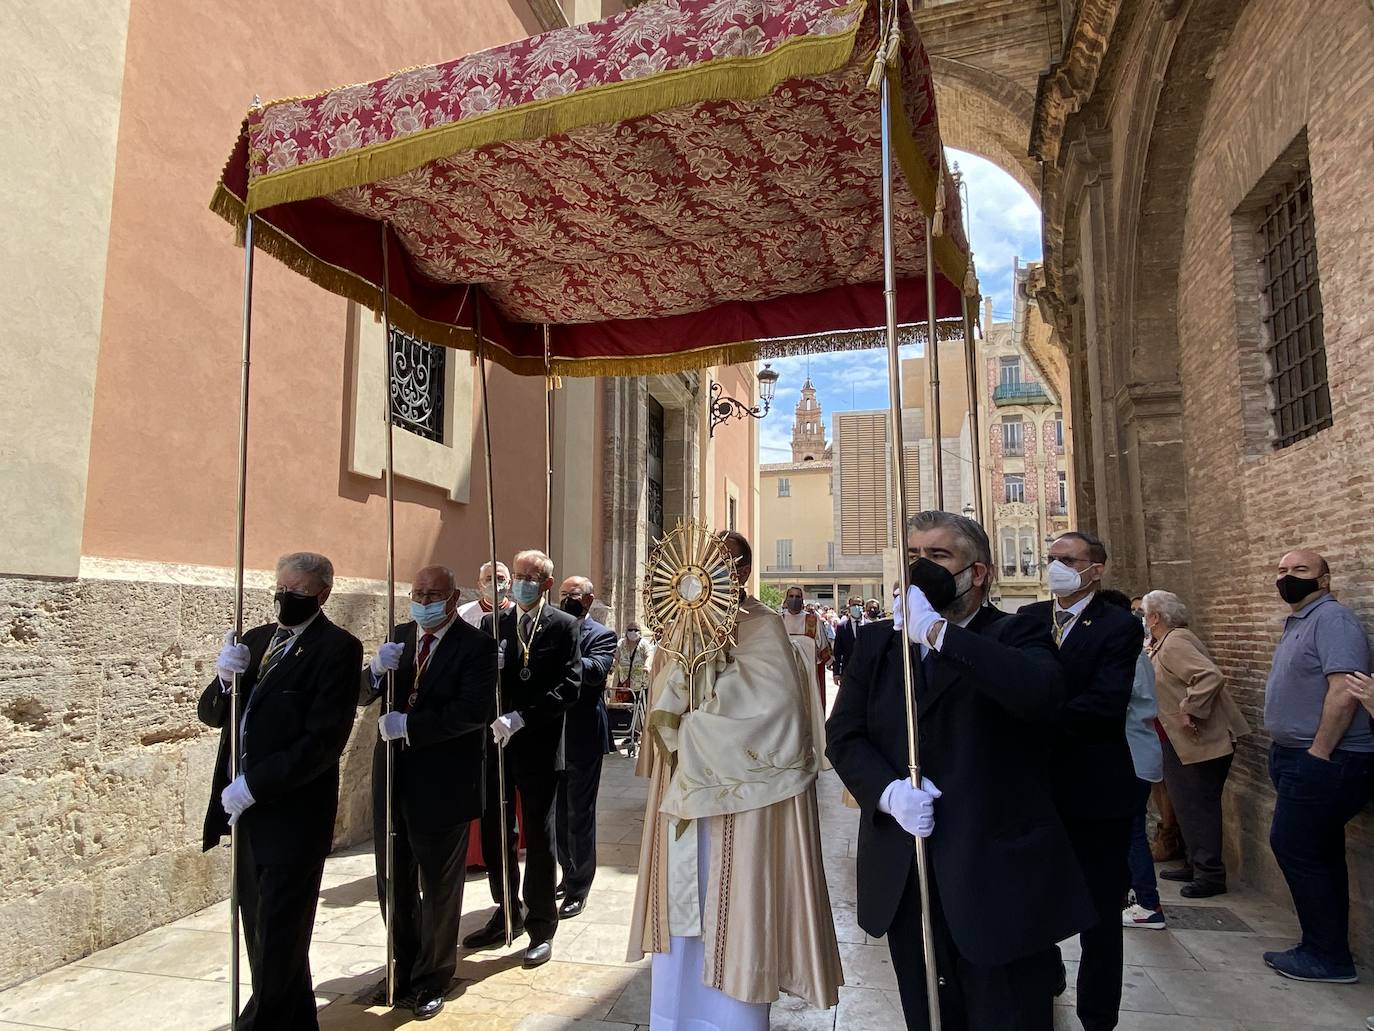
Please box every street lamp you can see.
[709,363,780,436]
[1021,543,1034,576]
[962,502,975,519]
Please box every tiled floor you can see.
[3,739,1374,1029]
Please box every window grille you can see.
[389,328,446,443]
[1258,168,1330,448]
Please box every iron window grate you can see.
[1258,171,1330,448]
[389,328,446,443]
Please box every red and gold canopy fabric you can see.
[212,0,968,376]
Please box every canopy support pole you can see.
[879,63,943,1031]
[476,294,517,949]
[543,325,554,559]
[925,220,944,510]
[379,224,398,1008]
[227,213,255,1031]
[962,295,983,524]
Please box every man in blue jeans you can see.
[1262,549,1374,983]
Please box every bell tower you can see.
[791,377,828,462]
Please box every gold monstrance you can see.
[642,520,740,686]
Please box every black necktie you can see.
[259,626,293,678]
[1053,608,1074,646]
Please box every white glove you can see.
[378,711,408,743]
[490,711,525,747]
[894,585,944,647]
[497,641,506,671]
[879,777,942,838]
[370,641,404,678]
[221,774,256,827]
[216,630,251,685]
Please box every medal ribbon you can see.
[516,600,546,673]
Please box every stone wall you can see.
[0,569,413,990]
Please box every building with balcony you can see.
[977,261,1073,610]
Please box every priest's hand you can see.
[491,711,525,746]
[378,712,408,743]
[878,777,942,838]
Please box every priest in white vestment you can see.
[628,533,843,1030]
[780,586,833,707]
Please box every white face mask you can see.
[1047,559,1087,597]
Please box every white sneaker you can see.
[1122,903,1166,929]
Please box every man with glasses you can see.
[198,552,363,1031]
[1022,531,1141,1031]
[458,561,512,627]
[464,550,581,968]
[553,576,618,918]
[360,565,497,1019]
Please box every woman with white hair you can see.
[1142,590,1251,898]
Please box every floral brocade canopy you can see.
[212,0,969,376]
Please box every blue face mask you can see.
[411,599,450,629]
[511,579,543,608]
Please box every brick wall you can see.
[1174,0,1374,944]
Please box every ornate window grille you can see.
[389,328,446,443]
[1258,168,1330,448]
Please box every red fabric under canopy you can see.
[211,0,969,376]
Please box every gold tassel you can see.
[963,256,980,299]
[933,163,946,238]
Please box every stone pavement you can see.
[4,751,1374,1030]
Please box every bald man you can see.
[361,565,497,1019]
[1261,549,1374,984]
[554,575,618,918]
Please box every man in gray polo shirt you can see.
[1262,549,1374,984]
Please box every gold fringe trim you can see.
[241,1,867,214]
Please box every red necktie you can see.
[406,633,436,712]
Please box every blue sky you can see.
[756,150,1041,462]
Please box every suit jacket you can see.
[564,616,618,765]
[825,606,1094,966]
[1149,627,1250,764]
[483,602,582,776]
[359,616,497,832]
[832,618,857,677]
[1022,595,1142,823]
[198,614,363,865]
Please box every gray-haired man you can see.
[198,552,363,1031]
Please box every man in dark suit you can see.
[1021,530,1142,1031]
[360,564,496,1020]
[554,575,618,919]
[827,513,1094,1031]
[198,551,363,1031]
[463,548,581,967]
[832,594,863,687]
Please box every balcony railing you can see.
[993,383,1053,406]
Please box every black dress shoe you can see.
[524,940,553,968]
[1180,880,1227,899]
[368,984,415,1008]
[462,911,525,949]
[1159,866,1195,882]
[554,882,567,900]
[412,991,445,1021]
[559,896,587,919]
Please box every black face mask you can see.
[908,557,975,612]
[1276,574,1322,604]
[560,596,586,617]
[785,598,804,613]
[274,589,321,627]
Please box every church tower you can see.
[790,377,829,462]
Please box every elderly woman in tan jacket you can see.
[1142,590,1251,898]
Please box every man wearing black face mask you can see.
[1261,549,1374,984]
[827,512,1093,1030]
[198,551,363,1031]
[553,575,618,918]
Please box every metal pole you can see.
[227,213,255,1031]
[543,324,554,558]
[962,295,983,524]
[925,217,945,511]
[476,293,517,948]
[379,224,398,1007]
[879,63,943,1031]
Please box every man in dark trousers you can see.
[360,564,496,1020]
[464,548,581,967]
[827,512,1093,1031]
[554,575,618,918]
[1022,530,1142,1031]
[198,551,363,1031]
[832,594,863,687]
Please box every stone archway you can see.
[930,56,1040,203]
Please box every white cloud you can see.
[949,149,1041,321]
